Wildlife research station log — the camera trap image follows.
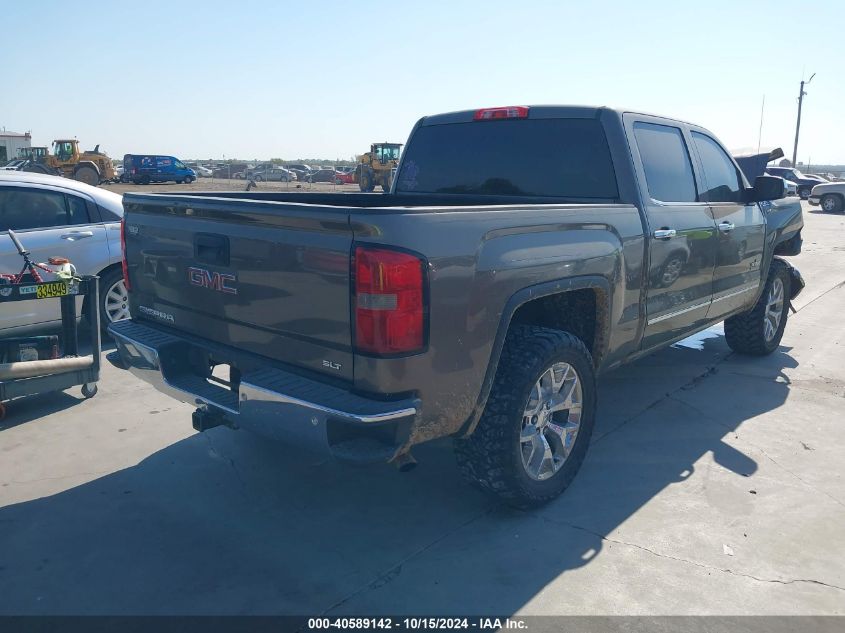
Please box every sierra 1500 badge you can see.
[188,266,237,295]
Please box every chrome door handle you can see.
[718,222,735,233]
[60,231,94,240]
[653,229,676,240]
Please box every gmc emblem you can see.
[188,266,238,295]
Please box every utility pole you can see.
[792,73,815,167]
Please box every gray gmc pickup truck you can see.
[109,105,804,506]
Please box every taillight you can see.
[120,217,131,291]
[473,106,529,121]
[354,246,425,355]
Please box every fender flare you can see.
[456,275,612,438]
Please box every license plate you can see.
[36,282,69,299]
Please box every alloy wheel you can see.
[104,279,130,322]
[520,362,583,481]
[764,277,784,342]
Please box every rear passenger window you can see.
[633,122,698,203]
[691,132,743,203]
[66,195,91,225]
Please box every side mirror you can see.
[746,175,785,203]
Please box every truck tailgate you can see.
[123,194,354,381]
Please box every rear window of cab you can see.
[396,118,619,199]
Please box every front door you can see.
[689,131,766,320]
[627,118,718,350]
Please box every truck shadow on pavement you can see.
[0,332,798,615]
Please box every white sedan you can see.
[809,181,845,213]
[0,172,128,335]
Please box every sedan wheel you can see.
[104,278,130,323]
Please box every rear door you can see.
[0,184,109,331]
[689,130,766,319]
[625,116,718,350]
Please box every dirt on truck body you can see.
[110,105,804,507]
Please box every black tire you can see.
[798,187,811,200]
[254,175,264,182]
[81,383,98,399]
[820,194,844,213]
[359,168,375,192]
[724,259,791,356]
[74,165,99,186]
[24,163,51,175]
[454,325,597,508]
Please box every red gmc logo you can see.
[188,266,238,295]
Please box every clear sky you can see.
[3,0,843,164]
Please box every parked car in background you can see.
[245,164,275,178]
[307,168,342,183]
[808,181,845,213]
[286,164,313,173]
[0,172,128,333]
[211,164,248,179]
[286,168,308,181]
[766,166,825,199]
[1,159,26,171]
[124,155,196,185]
[190,164,213,177]
[253,167,296,182]
[783,180,798,196]
[337,170,355,184]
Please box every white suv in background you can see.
[0,172,128,335]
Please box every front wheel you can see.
[74,165,99,186]
[820,194,844,213]
[725,260,791,356]
[799,187,811,200]
[454,325,596,508]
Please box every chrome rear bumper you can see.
[108,320,418,459]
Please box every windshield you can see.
[377,146,401,161]
[396,118,618,198]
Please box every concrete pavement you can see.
[0,202,843,615]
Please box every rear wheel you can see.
[74,165,99,186]
[454,325,596,508]
[254,175,264,182]
[798,187,811,200]
[820,194,844,213]
[725,260,791,356]
[99,268,130,328]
